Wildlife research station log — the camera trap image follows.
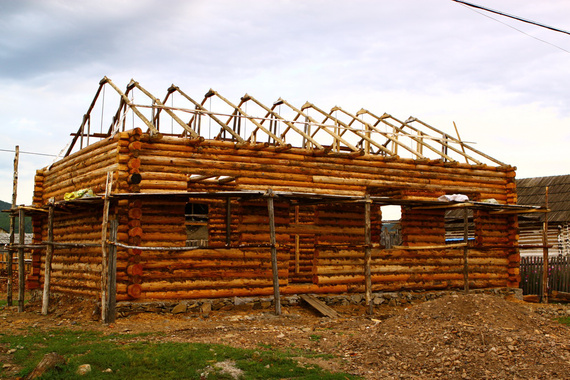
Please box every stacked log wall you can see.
[136,136,516,199]
[475,210,520,287]
[401,208,446,247]
[39,136,124,203]
[29,129,519,300]
[314,248,509,291]
[36,208,105,298]
[207,199,240,247]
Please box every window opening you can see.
[380,205,402,249]
[185,203,209,247]
[445,209,474,245]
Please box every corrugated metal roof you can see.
[0,231,33,246]
[517,174,570,222]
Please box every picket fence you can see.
[520,255,570,296]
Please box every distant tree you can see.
[0,200,33,233]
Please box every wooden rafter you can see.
[104,79,157,134]
[282,100,361,153]
[354,109,425,159]
[130,81,201,139]
[410,117,505,166]
[360,109,458,162]
[66,78,107,156]
[173,87,245,143]
[242,95,326,151]
[311,104,394,156]
[64,77,507,166]
[396,115,482,164]
[208,90,289,148]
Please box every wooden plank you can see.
[364,195,372,314]
[100,172,113,322]
[106,219,118,323]
[41,200,55,315]
[7,145,19,306]
[267,192,281,316]
[300,294,339,318]
[18,207,25,312]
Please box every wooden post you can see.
[542,187,549,303]
[100,172,113,322]
[453,121,469,164]
[18,207,25,312]
[105,219,118,323]
[7,145,19,306]
[364,195,373,314]
[463,207,469,293]
[41,200,55,315]
[266,190,281,316]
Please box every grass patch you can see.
[0,329,359,379]
[558,316,570,326]
[309,334,322,342]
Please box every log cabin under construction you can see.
[25,77,545,317]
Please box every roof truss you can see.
[64,77,506,166]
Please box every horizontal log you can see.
[139,269,289,280]
[141,259,283,270]
[315,271,508,285]
[139,139,511,183]
[47,135,119,172]
[139,180,187,190]
[313,176,504,195]
[50,262,101,272]
[315,262,507,275]
[43,164,120,195]
[50,285,99,298]
[43,156,120,188]
[124,286,278,301]
[138,249,289,261]
[138,172,189,182]
[140,277,288,292]
[361,278,508,292]
[317,256,509,267]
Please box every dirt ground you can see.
[1,291,570,379]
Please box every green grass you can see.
[558,316,570,326]
[309,334,322,342]
[0,329,359,379]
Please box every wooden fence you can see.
[520,255,570,296]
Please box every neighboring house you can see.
[0,231,34,270]
[0,231,33,246]
[25,77,538,303]
[516,175,570,257]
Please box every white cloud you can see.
[1,0,570,204]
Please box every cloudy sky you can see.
[1,0,569,205]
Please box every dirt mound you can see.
[2,291,570,379]
[343,294,570,379]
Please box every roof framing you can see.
[64,77,506,166]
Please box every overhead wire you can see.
[0,148,57,157]
[454,0,570,54]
